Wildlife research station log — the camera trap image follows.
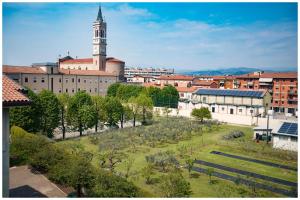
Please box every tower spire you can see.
[96,4,103,22]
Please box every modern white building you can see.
[188,89,271,116]
[272,122,298,152]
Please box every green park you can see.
[9,83,298,197]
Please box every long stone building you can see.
[3,6,124,95]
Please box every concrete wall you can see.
[158,102,291,127]
[273,135,298,152]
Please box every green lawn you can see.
[58,117,297,197]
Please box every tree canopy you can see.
[67,91,97,136]
[9,88,42,133]
[38,90,60,137]
[191,107,212,122]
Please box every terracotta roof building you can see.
[236,71,298,115]
[3,65,118,96]
[2,75,32,197]
[2,75,31,107]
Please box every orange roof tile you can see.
[2,75,31,107]
[59,68,116,76]
[60,58,93,64]
[157,75,194,81]
[176,87,198,93]
[192,80,217,86]
[3,65,46,74]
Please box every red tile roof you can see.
[157,75,194,81]
[212,75,237,80]
[59,68,116,76]
[106,57,125,63]
[60,58,93,64]
[176,87,198,93]
[2,75,31,107]
[192,80,217,86]
[3,65,46,74]
[237,72,297,79]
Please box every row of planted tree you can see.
[9,83,180,139]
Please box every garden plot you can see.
[191,166,296,197]
[194,159,297,187]
[211,151,297,171]
[59,117,297,197]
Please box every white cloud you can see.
[118,4,153,17]
[3,3,297,71]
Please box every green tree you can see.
[128,96,139,127]
[92,95,107,132]
[57,93,70,139]
[116,84,143,101]
[103,96,123,127]
[107,82,121,97]
[119,103,133,129]
[67,91,97,136]
[159,170,192,197]
[9,88,41,133]
[160,85,179,108]
[191,107,212,123]
[38,90,60,137]
[135,93,153,125]
[185,157,195,177]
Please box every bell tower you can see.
[93,5,107,71]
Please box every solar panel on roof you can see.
[195,89,264,98]
[278,122,298,136]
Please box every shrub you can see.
[29,144,67,173]
[222,131,245,140]
[10,126,49,166]
[159,170,192,197]
[88,169,140,197]
[145,150,179,172]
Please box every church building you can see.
[3,6,125,96]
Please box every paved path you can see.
[9,165,67,197]
[195,159,297,187]
[191,166,297,197]
[211,151,297,171]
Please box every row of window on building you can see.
[33,87,106,94]
[24,77,112,84]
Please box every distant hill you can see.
[179,67,265,76]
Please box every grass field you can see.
[58,117,297,197]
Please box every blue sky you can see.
[3,2,298,71]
